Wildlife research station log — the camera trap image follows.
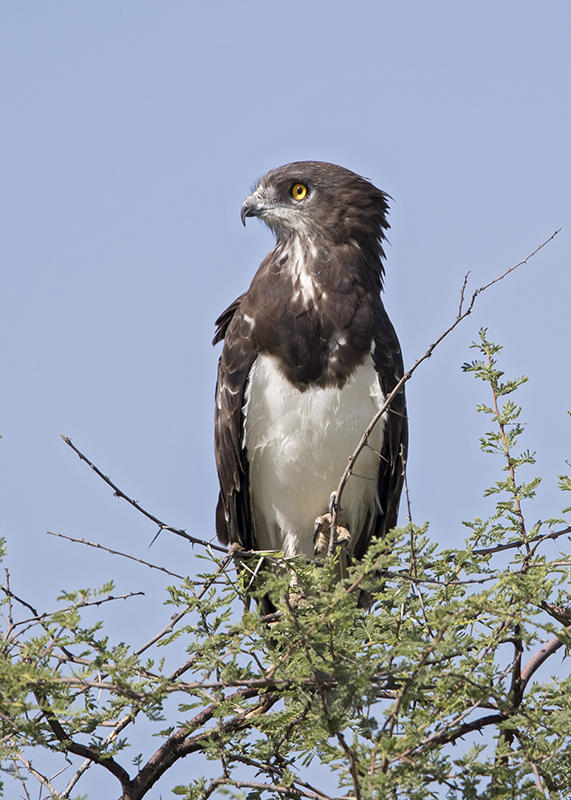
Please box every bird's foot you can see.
[313,513,352,558]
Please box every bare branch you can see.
[46,530,187,580]
[60,434,227,553]
[14,754,64,799]
[457,270,471,315]
[330,230,560,540]
[3,591,143,637]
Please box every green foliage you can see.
[1,332,569,799]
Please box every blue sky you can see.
[1,2,569,796]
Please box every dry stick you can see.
[327,229,560,555]
[60,434,227,554]
[46,530,186,580]
[14,754,62,799]
[11,759,33,800]
[2,572,38,617]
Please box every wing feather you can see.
[213,297,257,549]
[352,302,408,559]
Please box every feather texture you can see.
[243,354,385,556]
[213,161,407,557]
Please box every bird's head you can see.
[240,161,390,254]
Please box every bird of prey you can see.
[213,161,407,562]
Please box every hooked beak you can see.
[240,191,265,226]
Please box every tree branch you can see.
[519,628,570,694]
[470,525,571,558]
[329,229,560,548]
[35,691,132,791]
[60,434,227,553]
[46,530,187,580]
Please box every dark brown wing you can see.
[213,297,257,549]
[352,302,408,559]
[212,294,245,345]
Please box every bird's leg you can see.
[313,492,352,571]
[286,569,307,608]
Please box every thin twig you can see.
[470,526,571,558]
[60,434,227,553]
[11,759,32,800]
[457,270,471,316]
[14,754,63,799]
[329,229,560,548]
[395,713,505,760]
[1,585,143,635]
[227,752,331,800]
[201,777,338,800]
[46,530,186,580]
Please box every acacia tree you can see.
[1,234,569,800]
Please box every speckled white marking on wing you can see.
[243,354,385,557]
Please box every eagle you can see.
[213,161,407,563]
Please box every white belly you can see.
[243,354,385,557]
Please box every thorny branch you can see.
[60,434,228,554]
[46,530,187,580]
[328,229,560,553]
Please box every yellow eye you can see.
[291,182,308,200]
